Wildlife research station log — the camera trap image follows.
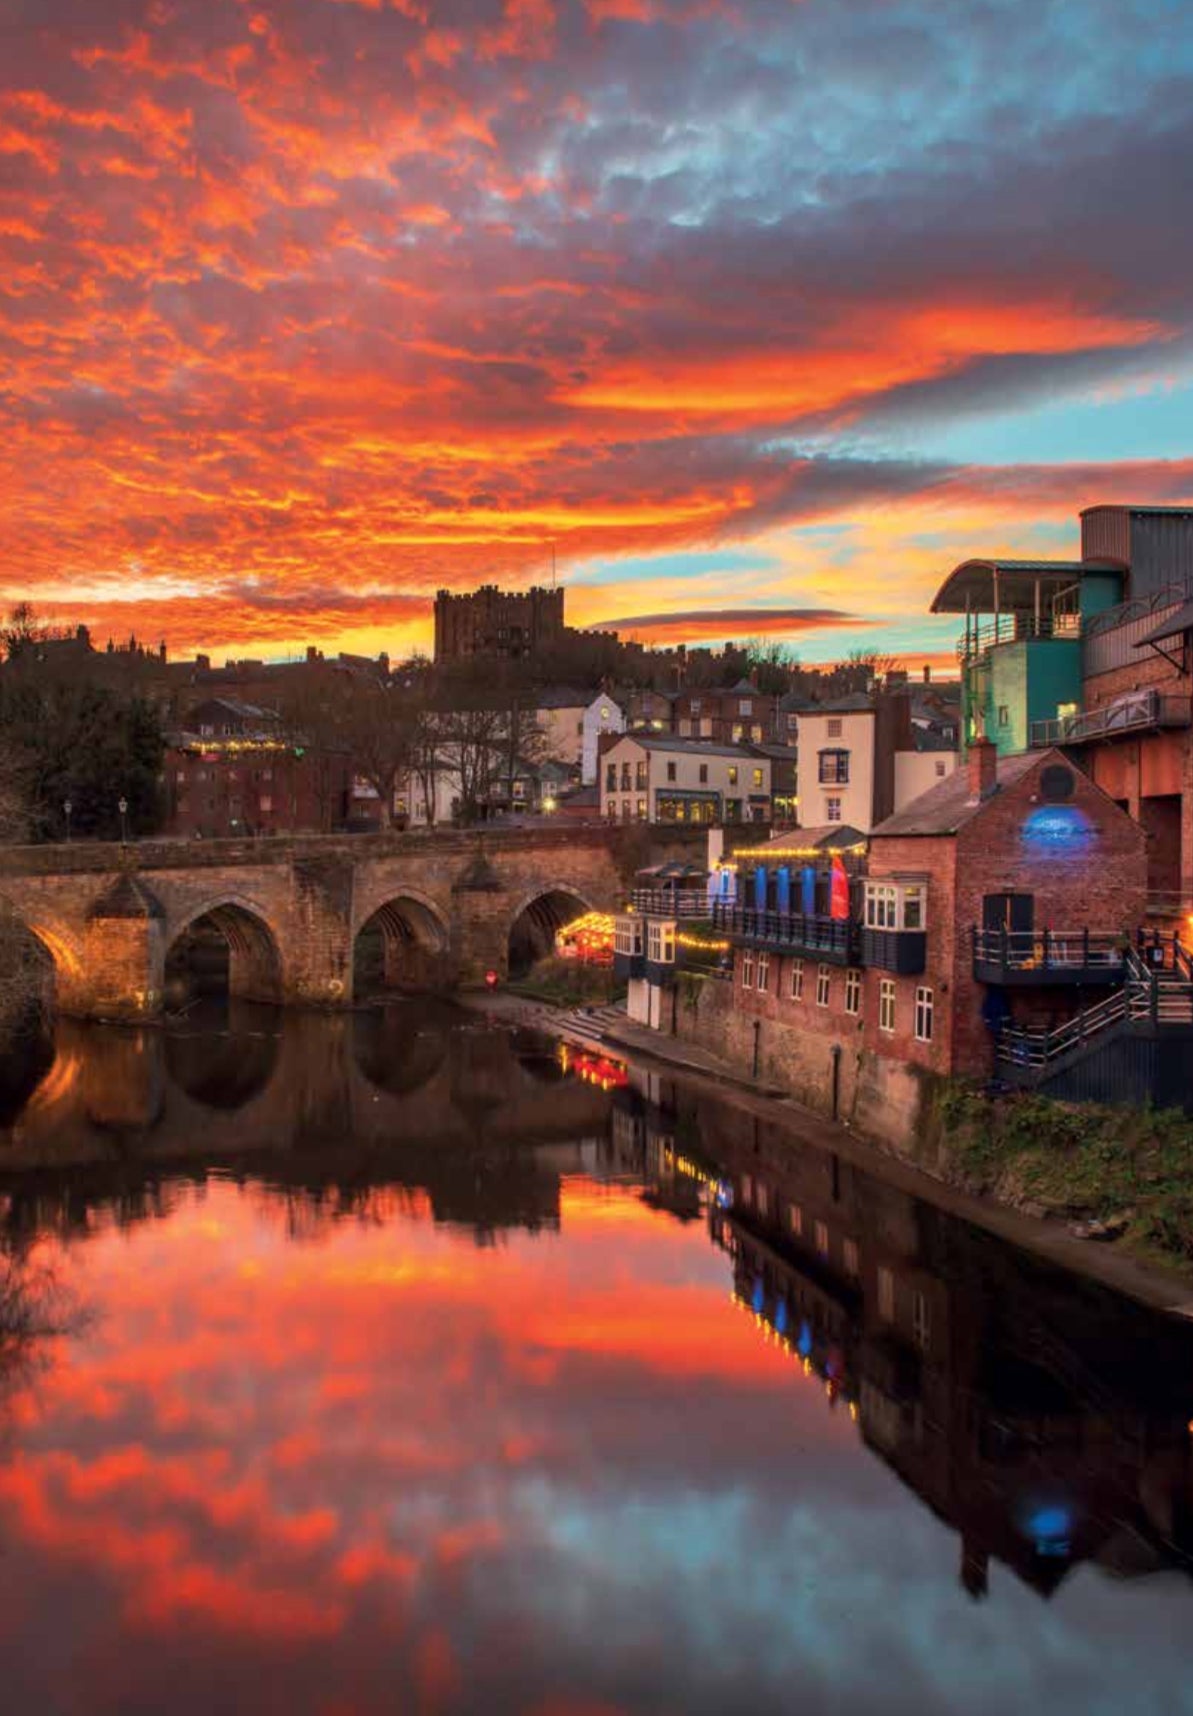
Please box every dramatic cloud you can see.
[1,0,1191,657]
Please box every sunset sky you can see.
[3,0,1192,664]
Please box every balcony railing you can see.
[629,889,709,918]
[957,613,1080,665]
[972,926,1127,983]
[711,902,858,962]
[1029,690,1192,748]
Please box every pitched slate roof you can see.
[872,751,1039,836]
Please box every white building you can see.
[600,735,771,825]
[797,694,959,832]
[532,689,625,784]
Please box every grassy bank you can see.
[933,1083,1193,1268]
[507,957,624,1010]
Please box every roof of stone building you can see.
[872,750,1039,837]
[733,823,866,855]
[610,734,767,761]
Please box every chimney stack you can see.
[968,737,998,800]
[923,664,931,683]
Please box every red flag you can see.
[830,855,850,920]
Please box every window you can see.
[741,951,755,988]
[636,761,648,789]
[789,958,804,1000]
[620,763,632,790]
[935,760,947,777]
[728,765,738,785]
[698,763,708,783]
[600,706,610,720]
[997,704,1009,726]
[666,761,677,782]
[865,884,897,929]
[818,749,850,784]
[648,922,675,963]
[844,968,861,1015]
[825,796,842,823]
[912,1289,931,1351]
[756,953,770,993]
[259,794,273,812]
[877,1265,895,1322]
[827,717,843,738]
[814,1219,829,1258]
[914,986,934,1042]
[731,723,743,742]
[739,699,752,715]
[636,798,647,820]
[787,1202,803,1237]
[843,1238,859,1278]
[606,763,616,792]
[621,799,632,821]
[816,963,831,1007]
[690,698,701,715]
[787,713,798,732]
[755,1183,769,1218]
[879,978,896,1033]
[615,918,644,957]
[752,768,763,788]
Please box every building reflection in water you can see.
[0,1007,1190,1712]
[615,1071,1193,1602]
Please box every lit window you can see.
[818,749,850,784]
[636,798,646,820]
[741,951,755,989]
[914,986,934,1042]
[816,964,831,1007]
[600,706,610,719]
[789,958,804,1000]
[814,1219,829,1258]
[728,765,738,785]
[997,705,1009,726]
[844,968,861,1015]
[615,918,644,957]
[756,953,770,993]
[756,1183,769,1218]
[902,886,925,930]
[826,796,842,822]
[752,768,764,788]
[879,978,896,1033]
[843,1238,859,1277]
[788,1203,803,1236]
[647,922,675,963]
[259,795,273,812]
[878,1265,895,1322]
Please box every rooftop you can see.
[931,559,1120,615]
[872,751,1040,836]
[614,734,768,761]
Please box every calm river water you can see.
[0,1000,1191,1715]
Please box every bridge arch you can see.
[0,894,73,1017]
[352,890,451,997]
[506,884,595,978]
[164,895,284,1005]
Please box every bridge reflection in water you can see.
[0,1010,1189,1713]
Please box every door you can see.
[982,892,1034,933]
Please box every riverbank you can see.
[463,989,1193,1316]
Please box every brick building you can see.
[934,502,1193,916]
[686,742,1187,1140]
[163,698,356,838]
[670,680,777,745]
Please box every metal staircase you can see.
[996,938,1193,1103]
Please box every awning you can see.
[1137,598,1193,646]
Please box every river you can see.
[0,999,1191,1715]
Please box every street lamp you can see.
[118,796,129,844]
[63,799,72,843]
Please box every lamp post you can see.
[118,796,129,845]
[63,799,72,843]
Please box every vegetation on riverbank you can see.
[507,956,624,1009]
[933,1083,1193,1269]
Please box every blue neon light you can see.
[1021,806,1094,855]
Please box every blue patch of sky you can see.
[568,547,785,587]
[892,377,1193,469]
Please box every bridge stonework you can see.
[0,825,705,1021]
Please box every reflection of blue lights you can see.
[1023,1504,1072,1557]
[1021,806,1094,855]
[715,1181,733,1209]
[774,1298,788,1336]
[797,1319,813,1358]
[752,1277,765,1314]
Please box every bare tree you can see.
[279,668,419,830]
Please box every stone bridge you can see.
[0,824,705,1021]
